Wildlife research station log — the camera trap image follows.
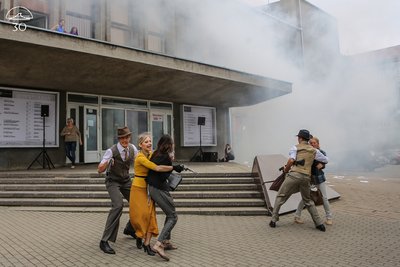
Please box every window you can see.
[25,10,48,28]
[101,97,148,108]
[110,0,134,47]
[150,101,172,110]
[101,108,148,149]
[65,0,94,38]
[127,110,148,146]
[146,31,164,53]
[68,94,98,104]
[102,108,125,150]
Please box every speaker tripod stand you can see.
[28,115,54,170]
[190,124,204,162]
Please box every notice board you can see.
[0,87,59,147]
[180,104,216,147]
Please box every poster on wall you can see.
[0,87,59,147]
[180,104,217,147]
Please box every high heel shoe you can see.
[143,244,155,256]
[153,241,170,261]
[136,238,143,249]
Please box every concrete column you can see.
[95,0,109,42]
[101,1,111,42]
[48,0,62,30]
[216,106,231,158]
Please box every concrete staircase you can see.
[0,172,269,216]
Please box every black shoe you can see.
[143,244,156,256]
[123,227,137,239]
[316,224,326,232]
[136,238,143,249]
[269,221,276,228]
[100,241,115,254]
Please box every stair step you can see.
[171,207,269,216]
[0,177,256,184]
[0,171,266,216]
[0,178,105,184]
[174,184,261,191]
[0,172,254,179]
[0,198,265,207]
[172,191,262,198]
[0,184,107,191]
[0,190,262,199]
[8,206,269,216]
[0,184,260,191]
[174,198,265,207]
[0,173,102,179]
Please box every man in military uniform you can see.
[98,126,138,254]
[269,129,328,232]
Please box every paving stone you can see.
[0,164,400,266]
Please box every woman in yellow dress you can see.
[129,132,183,258]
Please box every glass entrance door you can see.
[150,110,172,147]
[84,106,100,163]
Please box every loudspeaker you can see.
[41,105,49,117]
[198,116,205,126]
[203,152,218,162]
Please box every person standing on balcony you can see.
[97,126,138,254]
[69,26,78,36]
[50,18,67,33]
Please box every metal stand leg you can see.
[27,116,54,169]
[190,125,203,162]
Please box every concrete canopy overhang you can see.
[0,23,292,107]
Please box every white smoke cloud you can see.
[306,0,400,54]
[124,0,399,170]
[63,0,399,170]
[231,48,399,171]
[171,0,300,81]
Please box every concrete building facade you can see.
[0,0,297,170]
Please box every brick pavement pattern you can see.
[0,166,400,266]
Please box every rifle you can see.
[183,167,196,173]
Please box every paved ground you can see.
[0,163,399,266]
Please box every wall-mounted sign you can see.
[0,87,59,147]
[152,114,163,122]
[180,104,216,147]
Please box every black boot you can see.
[124,221,136,239]
[136,238,143,249]
[316,224,326,232]
[123,226,137,239]
[99,241,115,254]
[143,244,156,256]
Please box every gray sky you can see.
[242,0,400,55]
